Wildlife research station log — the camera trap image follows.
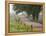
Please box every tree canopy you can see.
[13,4,42,21]
[13,4,42,15]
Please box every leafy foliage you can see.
[13,4,42,21]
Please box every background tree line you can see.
[13,4,42,21]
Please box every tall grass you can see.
[15,22,32,32]
[10,16,32,32]
[10,16,15,32]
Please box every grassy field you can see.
[10,16,32,32]
[10,16,15,32]
[15,22,32,32]
[10,15,42,32]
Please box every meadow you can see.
[10,16,32,32]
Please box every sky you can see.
[10,4,15,15]
[10,4,27,15]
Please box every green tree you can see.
[13,4,42,21]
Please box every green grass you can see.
[10,16,41,32]
[10,16,15,32]
[15,22,32,32]
[10,16,32,32]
